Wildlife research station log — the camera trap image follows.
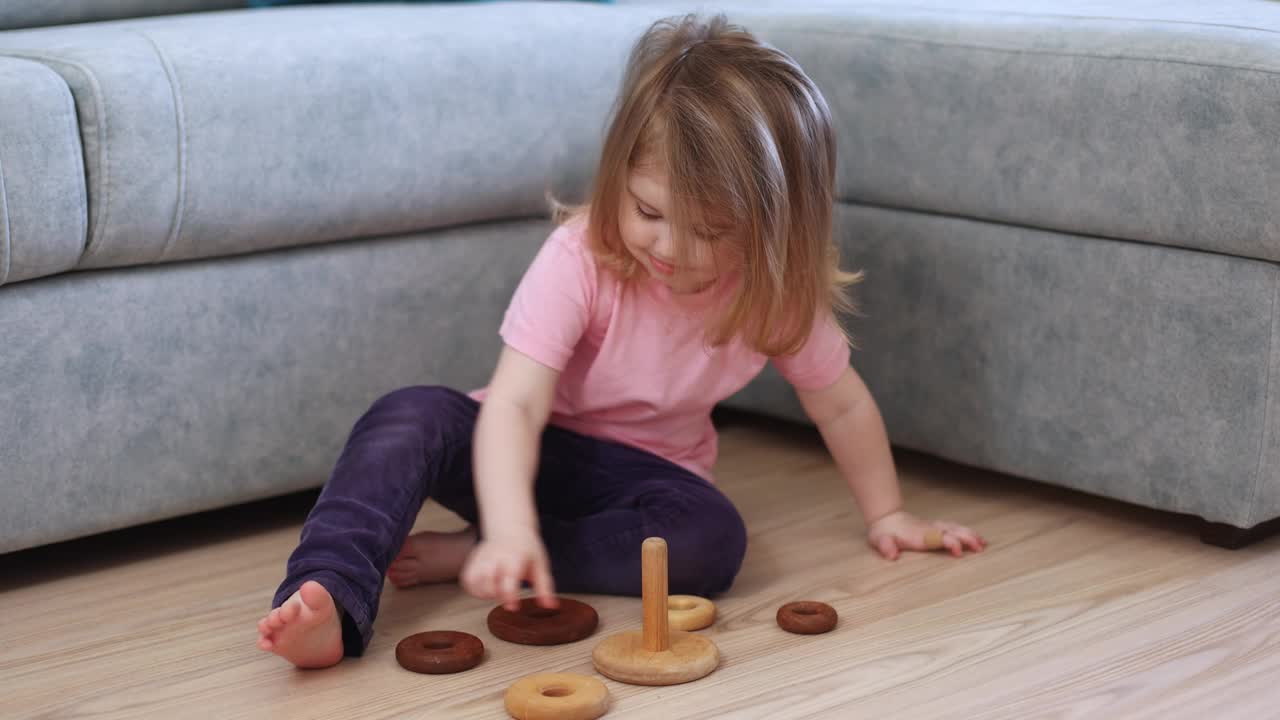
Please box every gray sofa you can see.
[3,0,1278,555]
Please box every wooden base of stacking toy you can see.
[592,538,719,686]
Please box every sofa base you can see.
[730,203,1280,533]
[1199,517,1280,550]
[0,219,547,555]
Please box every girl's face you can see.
[620,165,732,295]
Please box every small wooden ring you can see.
[924,528,946,550]
[487,597,599,646]
[776,601,838,635]
[505,672,610,720]
[395,630,484,674]
[667,595,716,631]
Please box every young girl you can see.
[256,13,984,669]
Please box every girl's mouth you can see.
[649,253,676,275]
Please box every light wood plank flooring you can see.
[3,417,1279,719]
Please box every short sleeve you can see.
[498,225,597,372]
[771,312,851,391]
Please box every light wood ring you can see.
[667,595,716,631]
[924,529,946,550]
[504,672,609,720]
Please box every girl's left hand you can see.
[867,510,986,560]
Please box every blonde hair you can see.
[557,13,861,356]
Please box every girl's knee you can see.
[366,385,470,423]
[356,385,476,443]
[369,385,459,415]
[667,500,747,597]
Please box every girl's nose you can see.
[651,225,675,259]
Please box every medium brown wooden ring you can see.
[776,601,838,635]
[487,598,600,646]
[395,630,484,674]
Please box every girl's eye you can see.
[635,203,660,220]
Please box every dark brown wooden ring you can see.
[395,630,484,674]
[776,601,838,635]
[487,598,599,646]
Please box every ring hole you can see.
[424,641,453,650]
[525,607,559,619]
[541,686,573,698]
[670,599,696,611]
[794,608,818,616]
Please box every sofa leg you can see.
[1199,517,1280,549]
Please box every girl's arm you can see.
[796,367,902,526]
[461,345,560,610]
[795,367,985,559]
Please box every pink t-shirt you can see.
[471,219,850,482]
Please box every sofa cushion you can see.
[626,0,1280,263]
[0,57,87,287]
[0,4,669,281]
[0,0,244,31]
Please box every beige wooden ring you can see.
[923,529,946,550]
[504,672,609,720]
[667,595,716,631]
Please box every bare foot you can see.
[387,527,479,588]
[256,580,344,669]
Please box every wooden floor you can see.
[4,417,1280,719]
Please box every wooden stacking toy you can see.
[592,537,720,686]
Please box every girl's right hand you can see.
[460,527,558,612]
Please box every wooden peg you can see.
[642,537,669,652]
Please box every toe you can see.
[279,602,300,624]
[298,581,333,613]
[258,637,275,651]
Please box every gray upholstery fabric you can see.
[4,0,1280,553]
[729,202,1279,529]
[0,57,86,286]
[1262,304,1280,531]
[5,0,1279,281]
[0,29,183,277]
[0,0,243,31]
[624,0,1280,263]
[0,4,668,283]
[0,219,545,554]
